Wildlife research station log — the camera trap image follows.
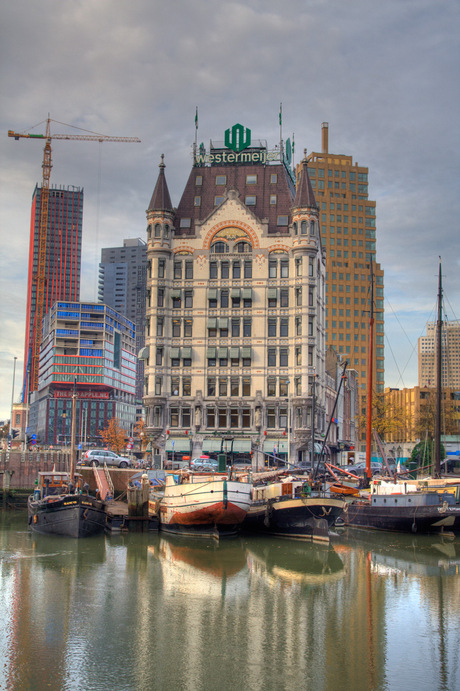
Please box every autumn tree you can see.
[357,392,406,442]
[99,418,127,454]
[414,389,458,440]
[133,418,148,453]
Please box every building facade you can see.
[29,301,137,446]
[418,320,460,389]
[142,125,328,467]
[306,123,385,450]
[98,238,148,402]
[24,185,83,392]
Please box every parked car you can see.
[79,449,132,468]
[189,457,218,471]
[345,461,399,476]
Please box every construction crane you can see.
[8,117,141,393]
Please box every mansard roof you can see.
[147,155,173,213]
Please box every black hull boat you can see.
[342,483,460,534]
[243,478,346,542]
[28,492,106,538]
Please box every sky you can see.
[0,0,459,421]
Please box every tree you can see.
[410,439,445,471]
[99,418,127,454]
[357,392,406,442]
[414,389,458,440]
[133,418,148,453]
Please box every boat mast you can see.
[364,259,374,488]
[69,378,77,484]
[434,258,442,478]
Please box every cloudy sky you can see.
[0,0,459,421]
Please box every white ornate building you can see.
[142,125,327,468]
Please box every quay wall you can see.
[0,451,138,497]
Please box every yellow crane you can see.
[9,117,141,392]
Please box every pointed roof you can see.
[293,150,318,209]
[147,155,173,212]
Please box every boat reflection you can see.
[246,537,344,590]
[336,529,460,577]
[149,534,249,598]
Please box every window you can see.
[232,261,241,278]
[279,407,288,428]
[269,259,277,278]
[280,318,289,337]
[267,377,276,396]
[207,378,216,396]
[156,348,163,366]
[230,409,239,428]
[158,258,165,278]
[185,260,193,279]
[221,289,229,308]
[184,319,192,338]
[270,174,277,183]
[295,257,302,276]
[270,195,277,205]
[232,318,240,337]
[194,196,201,207]
[155,376,162,395]
[242,408,250,427]
[279,348,288,366]
[182,407,191,426]
[184,290,193,308]
[244,260,252,278]
[242,378,251,396]
[195,175,203,186]
[246,174,257,184]
[156,317,164,337]
[245,195,256,206]
[212,241,228,254]
[296,287,302,306]
[280,260,289,278]
[219,377,227,396]
[277,215,288,226]
[157,288,164,307]
[267,408,276,428]
[216,175,226,185]
[295,346,301,366]
[171,377,180,396]
[169,407,179,427]
[183,378,191,396]
[172,319,181,337]
[214,196,225,206]
[295,316,302,336]
[280,289,289,307]
[154,224,161,238]
[231,377,239,396]
[268,318,277,338]
[179,218,191,228]
[221,261,229,279]
[243,318,252,337]
[172,295,181,309]
[267,348,277,367]
[207,407,215,427]
[218,408,227,428]
[210,261,218,279]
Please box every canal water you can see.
[1,511,459,691]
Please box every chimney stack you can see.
[321,122,329,154]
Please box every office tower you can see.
[29,301,137,445]
[142,126,328,467]
[306,123,385,446]
[98,238,147,401]
[24,185,83,391]
[418,320,460,389]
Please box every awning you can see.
[267,288,277,298]
[137,346,149,360]
[218,317,228,328]
[232,440,251,452]
[241,346,251,359]
[242,288,252,299]
[231,288,241,297]
[207,318,217,329]
[208,288,218,299]
[207,347,217,358]
[165,439,191,452]
[170,347,180,359]
[218,347,228,358]
[181,347,192,359]
[202,438,223,452]
[229,347,240,358]
[170,289,181,298]
[264,440,288,453]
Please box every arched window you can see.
[310,220,316,235]
[235,241,252,253]
[293,222,298,235]
[211,241,229,254]
[154,224,161,238]
[301,220,307,235]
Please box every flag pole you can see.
[193,107,198,164]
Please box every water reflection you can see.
[1,512,459,691]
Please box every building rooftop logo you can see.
[224,123,251,153]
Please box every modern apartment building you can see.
[24,185,83,392]
[418,320,460,389]
[98,238,148,402]
[142,125,328,467]
[28,301,137,446]
[306,123,385,449]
